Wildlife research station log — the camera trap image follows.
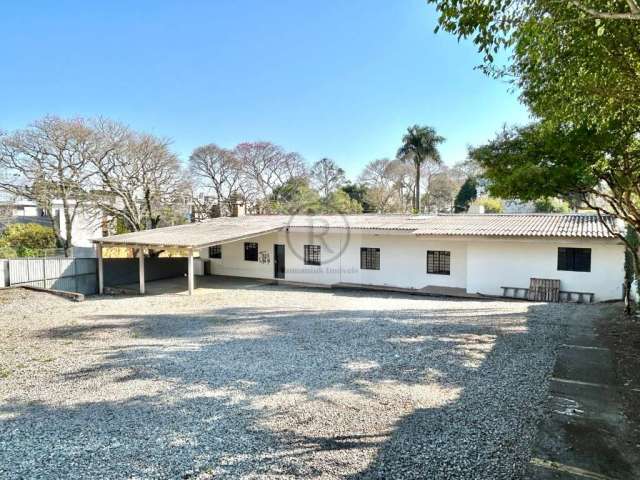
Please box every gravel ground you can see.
[0,281,602,479]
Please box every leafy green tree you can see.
[427,0,640,130]
[534,197,571,213]
[269,177,322,214]
[397,125,445,212]
[454,177,477,213]
[0,223,57,257]
[341,183,372,212]
[323,190,363,214]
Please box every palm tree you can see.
[397,125,445,213]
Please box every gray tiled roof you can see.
[412,214,619,239]
[95,213,620,248]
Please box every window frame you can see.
[360,247,380,270]
[244,242,258,262]
[557,247,591,272]
[303,244,321,266]
[426,250,451,275]
[209,245,222,259]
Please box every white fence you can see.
[6,257,98,295]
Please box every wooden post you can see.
[97,243,104,294]
[187,249,194,296]
[138,246,145,295]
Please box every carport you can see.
[93,216,288,295]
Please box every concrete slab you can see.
[527,310,639,480]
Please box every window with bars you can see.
[304,245,321,266]
[427,250,450,275]
[209,245,222,259]
[244,242,258,261]
[360,247,380,270]
[557,247,591,272]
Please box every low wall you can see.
[103,258,188,287]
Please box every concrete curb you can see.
[3,285,85,302]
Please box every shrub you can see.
[534,197,570,213]
[1,223,57,254]
[473,197,503,213]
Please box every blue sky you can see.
[0,0,530,180]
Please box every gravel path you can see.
[0,282,601,479]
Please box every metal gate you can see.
[8,257,98,295]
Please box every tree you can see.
[341,183,372,212]
[534,197,571,213]
[189,144,242,215]
[624,227,640,313]
[234,142,307,213]
[269,177,321,214]
[92,121,189,231]
[0,116,111,256]
[359,159,403,213]
[310,158,347,198]
[423,171,457,213]
[397,125,445,213]
[324,190,363,214]
[454,178,477,213]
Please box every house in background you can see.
[0,198,102,257]
[94,212,624,302]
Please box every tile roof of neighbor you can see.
[95,214,620,248]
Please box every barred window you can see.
[558,247,591,272]
[427,250,450,275]
[244,242,258,261]
[360,247,380,270]
[209,245,222,259]
[304,245,321,266]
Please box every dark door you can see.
[274,244,285,279]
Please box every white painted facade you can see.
[199,230,624,301]
[5,199,102,257]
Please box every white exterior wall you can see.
[466,239,624,301]
[200,231,467,289]
[199,232,624,301]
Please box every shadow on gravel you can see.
[1,300,582,479]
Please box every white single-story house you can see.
[93,213,625,302]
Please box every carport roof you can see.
[94,213,620,248]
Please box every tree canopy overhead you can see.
[428,0,640,131]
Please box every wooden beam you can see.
[138,247,145,295]
[187,249,194,296]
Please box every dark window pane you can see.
[427,250,450,275]
[209,245,222,259]
[304,245,321,266]
[557,247,591,272]
[360,248,380,270]
[244,242,258,261]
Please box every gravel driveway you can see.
[0,280,599,479]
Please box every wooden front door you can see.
[274,244,285,279]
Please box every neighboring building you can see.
[94,213,625,302]
[0,198,102,257]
